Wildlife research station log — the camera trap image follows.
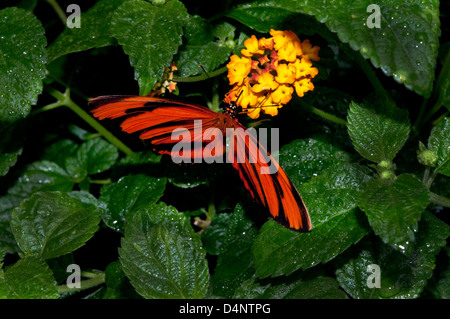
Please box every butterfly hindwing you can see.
[228,121,311,231]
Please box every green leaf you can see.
[201,212,233,255]
[0,160,75,254]
[0,256,59,299]
[111,0,188,95]
[335,212,450,299]
[427,117,450,177]
[226,0,440,97]
[76,138,119,175]
[41,139,79,169]
[10,191,101,260]
[234,274,347,299]
[423,247,450,299]
[47,0,127,62]
[99,174,167,232]
[176,15,234,77]
[347,101,410,163]
[357,174,430,255]
[253,163,371,278]
[7,161,75,201]
[211,204,259,298]
[119,205,209,299]
[0,125,24,177]
[104,260,141,299]
[0,7,47,123]
[279,138,353,185]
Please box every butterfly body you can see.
[90,95,311,232]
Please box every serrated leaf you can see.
[0,160,75,254]
[212,204,259,298]
[0,7,47,123]
[47,0,127,62]
[335,212,450,299]
[234,274,347,299]
[111,0,188,95]
[428,117,450,177]
[76,137,119,175]
[347,101,410,163]
[226,0,440,97]
[41,139,79,169]
[99,174,167,232]
[119,205,209,299]
[7,161,75,202]
[0,256,59,299]
[279,138,353,185]
[357,174,430,255]
[253,163,371,278]
[176,15,234,77]
[10,191,101,260]
[423,247,450,299]
[201,212,233,255]
[104,260,141,299]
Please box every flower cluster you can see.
[149,62,178,96]
[224,29,320,119]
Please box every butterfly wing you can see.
[90,95,226,161]
[228,121,311,232]
[90,95,311,231]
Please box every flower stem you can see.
[46,87,134,156]
[302,102,347,126]
[46,0,67,25]
[173,66,228,83]
[430,192,450,208]
[56,273,105,294]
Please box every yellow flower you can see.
[241,35,264,57]
[301,39,320,62]
[252,72,279,93]
[272,84,294,105]
[275,64,296,84]
[226,55,251,86]
[258,37,274,51]
[225,30,320,118]
[290,58,318,79]
[294,78,315,97]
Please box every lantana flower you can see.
[224,29,320,119]
[149,62,178,96]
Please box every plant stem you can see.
[302,102,347,126]
[433,111,449,126]
[90,178,112,185]
[46,87,134,156]
[173,66,228,83]
[56,273,105,294]
[422,167,430,186]
[430,192,450,208]
[32,101,64,114]
[46,0,67,25]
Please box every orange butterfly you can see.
[89,95,311,232]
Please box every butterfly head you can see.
[223,100,238,118]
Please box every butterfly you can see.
[89,95,311,232]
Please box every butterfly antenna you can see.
[199,64,211,79]
[238,92,281,115]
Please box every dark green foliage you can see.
[0,0,448,301]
